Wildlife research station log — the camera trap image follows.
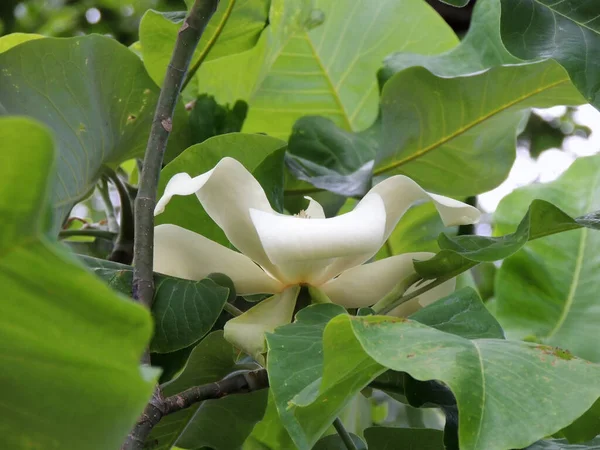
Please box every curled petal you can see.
[154,224,284,295]
[367,175,481,241]
[303,196,326,219]
[249,193,386,285]
[154,157,279,274]
[223,286,300,364]
[388,278,456,318]
[320,252,435,308]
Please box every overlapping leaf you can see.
[0,35,189,232]
[500,0,600,108]
[81,256,230,353]
[0,117,155,450]
[495,155,600,363]
[139,0,269,87]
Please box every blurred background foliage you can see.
[0,0,184,45]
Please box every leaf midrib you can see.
[374,76,570,176]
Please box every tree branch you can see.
[124,369,268,448]
[333,418,359,450]
[132,0,220,310]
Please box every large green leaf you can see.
[495,155,600,362]
[139,0,268,87]
[81,256,230,353]
[527,437,600,450]
[413,198,600,280]
[295,314,600,450]
[0,35,189,232]
[499,0,600,108]
[155,133,287,245]
[197,0,458,140]
[374,61,584,196]
[147,331,253,449]
[0,117,155,450]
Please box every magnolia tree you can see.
[3,0,600,449]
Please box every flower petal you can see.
[153,224,284,295]
[249,193,386,284]
[303,196,325,219]
[320,252,435,308]
[313,176,481,283]
[154,157,278,273]
[223,286,300,364]
[387,278,456,318]
[367,175,481,240]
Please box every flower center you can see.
[294,209,311,219]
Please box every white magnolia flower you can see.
[153,157,480,362]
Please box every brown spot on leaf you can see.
[127,114,137,124]
[407,353,415,359]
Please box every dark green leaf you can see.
[313,432,366,450]
[364,427,444,450]
[81,256,230,353]
[0,35,189,232]
[189,94,248,145]
[147,331,252,449]
[0,116,155,450]
[526,437,600,450]
[500,0,600,108]
[176,390,268,450]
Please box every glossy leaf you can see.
[155,133,287,245]
[0,32,43,53]
[527,437,600,450]
[81,257,230,353]
[364,427,444,450]
[0,117,155,450]
[495,155,600,362]
[296,315,600,450]
[147,332,254,449]
[414,199,600,280]
[139,0,268,87]
[500,0,600,107]
[197,0,457,140]
[374,61,584,196]
[0,35,189,231]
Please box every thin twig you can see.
[333,418,358,450]
[371,273,421,314]
[59,229,117,240]
[181,0,237,91]
[97,179,119,233]
[104,168,135,264]
[223,302,243,317]
[124,370,268,448]
[132,0,219,310]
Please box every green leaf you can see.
[413,198,600,280]
[244,391,296,449]
[176,390,268,450]
[139,0,268,87]
[495,155,600,362]
[374,61,584,196]
[363,427,444,450]
[0,35,189,232]
[559,399,600,444]
[0,32,43,53]
[313,432,366,450]
[299,314,600,450]
[0,117,155,450]
[147,331,252,449]
[189,94,248,145]
[248,304,347,449]
[198,0,458,140]
[499,0,600,108]
[82,256,230,353]
[155,133,287,245]
[381,0,518,81]
[409,287,504,340]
